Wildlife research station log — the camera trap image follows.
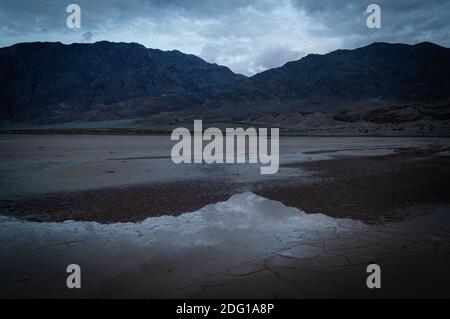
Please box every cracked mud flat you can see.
[0,135,450,298]
[0,193,449,298]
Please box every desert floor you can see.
[0,135,449,298]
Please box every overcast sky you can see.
[0,0,449,75]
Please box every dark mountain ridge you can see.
[203,41,450,116]
[0,41,244,122]
[0,41,449,125]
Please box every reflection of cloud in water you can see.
[0,192,365,264]
[1,193,450,298]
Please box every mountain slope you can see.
[204,42,450,116]
[1,41,449,125]
[0,41,244,122]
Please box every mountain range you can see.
[204,41,450,116]
[0,41,449,134]
[0,41,243,122]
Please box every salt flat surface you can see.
[1,135,449,199]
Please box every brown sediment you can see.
[0,181,234,223]
[257,147,450,223]
[1,147,450,224]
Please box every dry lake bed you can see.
[0,134,450,298]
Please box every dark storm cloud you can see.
[293,0,450,47]
[82,31,93,42]
[0,0,448,75]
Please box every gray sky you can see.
[0,0,449,75]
